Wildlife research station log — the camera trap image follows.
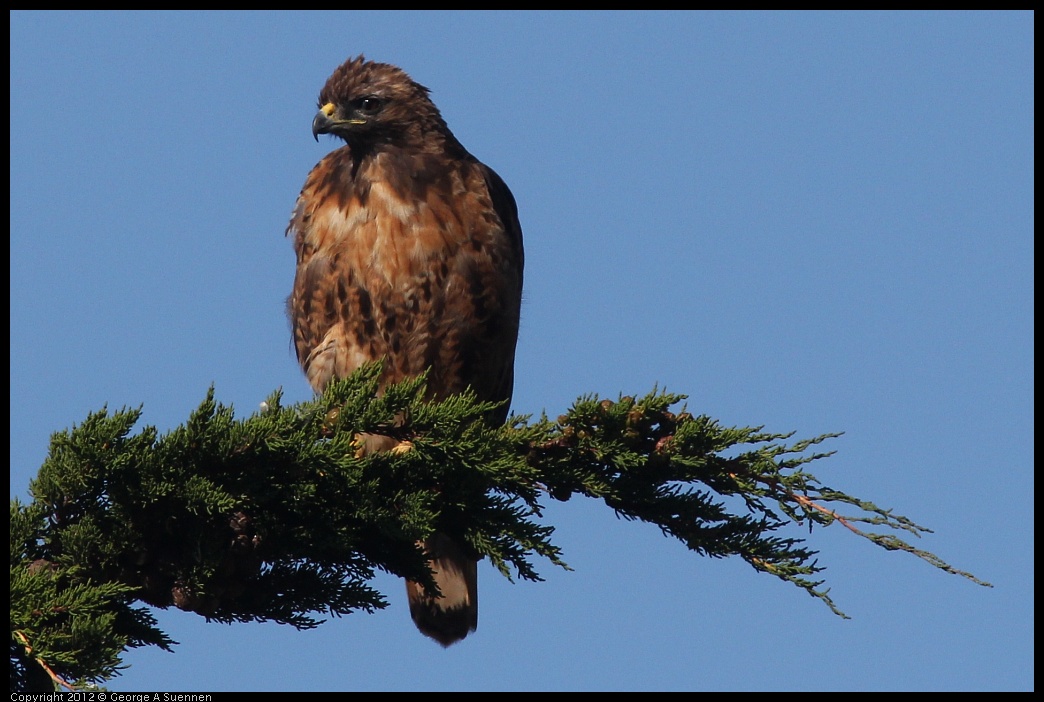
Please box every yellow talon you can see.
[351,433,368,459]
[391,440,414,455]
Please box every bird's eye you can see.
[356,97,383,115]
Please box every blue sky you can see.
[9,11,1033,692]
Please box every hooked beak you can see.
[312,103,338,142]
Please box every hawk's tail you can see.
[405,532,478,647]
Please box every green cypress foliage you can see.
[10,362,989,690]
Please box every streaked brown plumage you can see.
[286,56,523,646]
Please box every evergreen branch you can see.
[9,363,989,689]
[13,630,76,691]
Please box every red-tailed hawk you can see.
[286,56,524,646]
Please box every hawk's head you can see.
[311,55,451,151]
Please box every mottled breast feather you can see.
[288,143,523,423]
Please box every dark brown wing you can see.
[472,162,524,422]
